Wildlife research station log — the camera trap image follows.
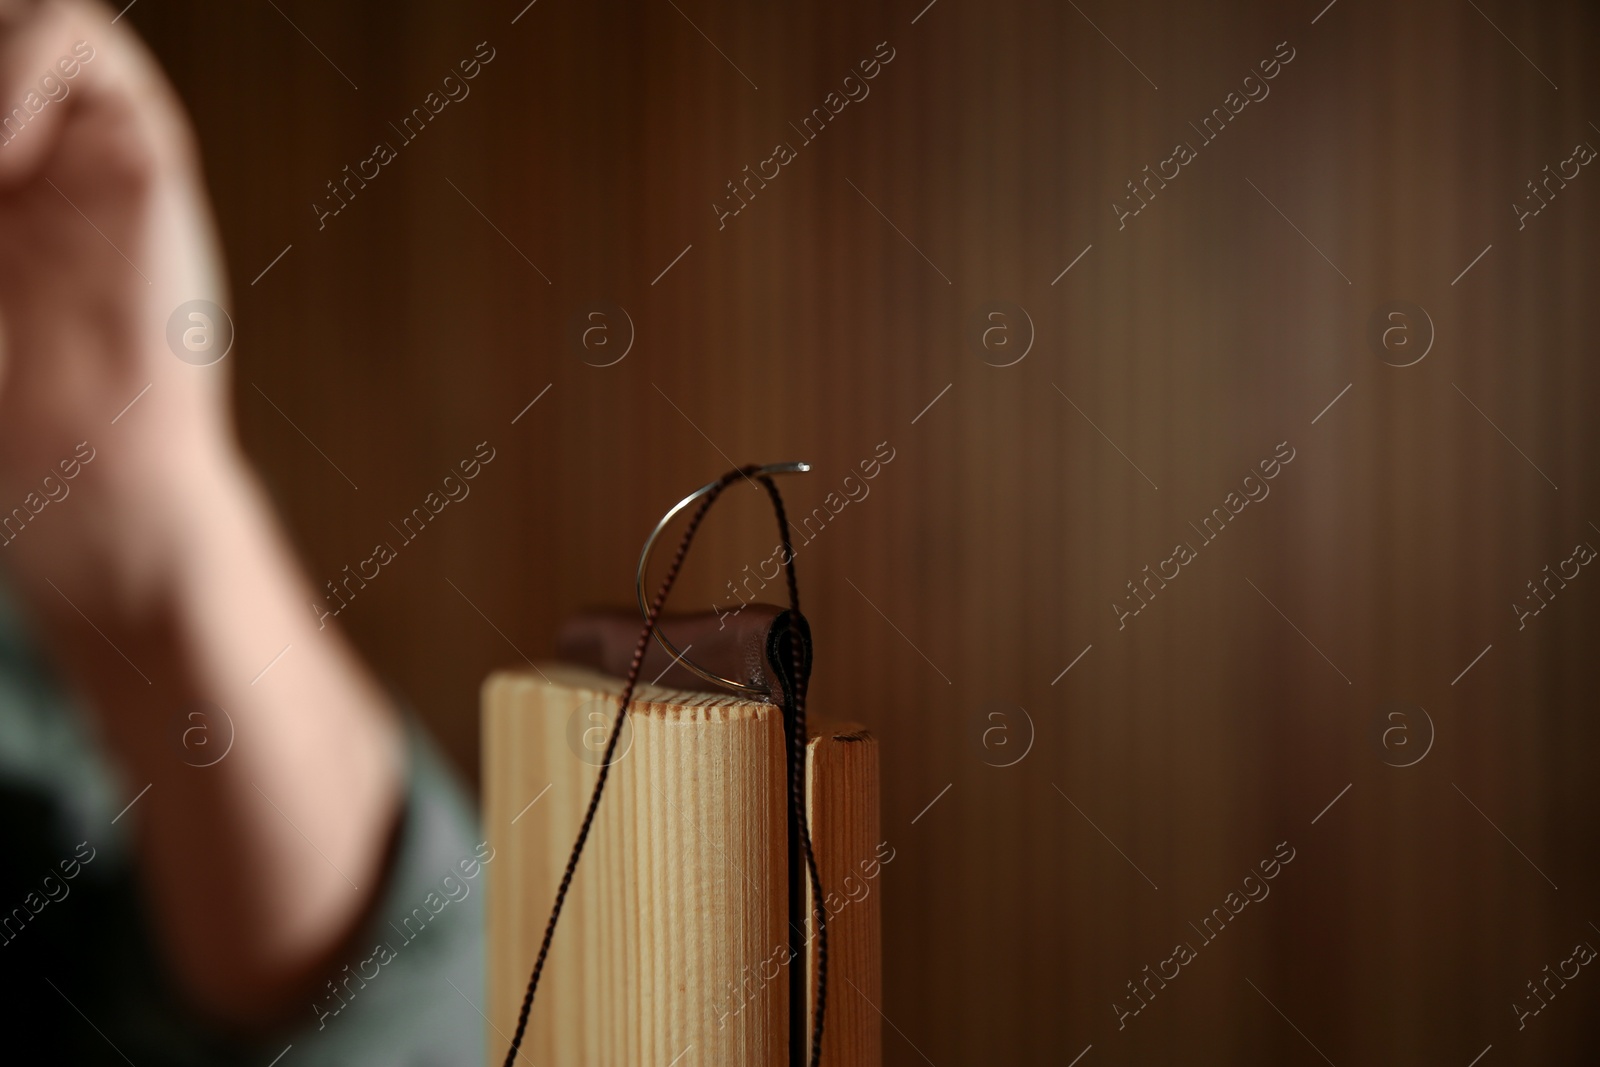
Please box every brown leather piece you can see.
[557,604,784,698]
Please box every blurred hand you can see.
[0,1,404,1028]
[0,0,234,606]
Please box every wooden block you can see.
[806,726,884,1067]
[482,663,881,1067]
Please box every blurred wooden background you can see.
[133,0,1599,1062]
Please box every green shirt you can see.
[0,584,485,1065]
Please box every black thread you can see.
[758,474,828,1067]
[500,466,827,1067]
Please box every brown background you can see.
[132,0,1599,1062]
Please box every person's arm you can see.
[0,0,403,1025]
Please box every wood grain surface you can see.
[482,665,882,1065]
[483,665,789,1066]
